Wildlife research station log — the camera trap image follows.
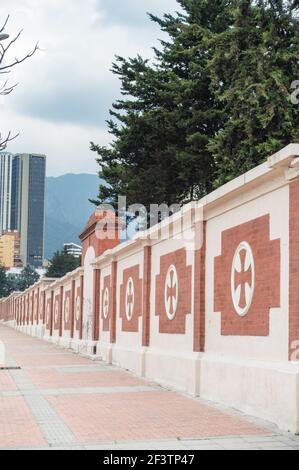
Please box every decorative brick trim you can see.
[70,280,76,338]
[79,275,84,340]
[214,215,280,336]
[119,264,143,333]
[93,269,101,341]
[101,275,111,332]
[155,248,192,334]
[63,289,72,332]
[110,262,117,344]
[142,246,152,347]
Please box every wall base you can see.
[200,354,299,434]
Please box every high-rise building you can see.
[0,152,13,234]
[12,154,46,268]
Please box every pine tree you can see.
[91,0,299,213]
[209,0,299,186]
[91,1,232,212]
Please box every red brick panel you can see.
[101,275,111,332]
[53,294,61,332]
[63,290,72,332]
[119,265,143,333]
[93,269,101,341]
[155,248,192,334]
[45,295,53,334]
[214,215,280,336]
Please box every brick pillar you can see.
[142,245,152,347]
[50,290,54,337]
[70,279,76,339]
[193,221,206,353]
[79,275,84,340]
[59,286,64,337]
[110,261,118,344]
[93,269,101,341]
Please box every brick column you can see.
[193,221,206,353]
[110,261,117,344]
[50,290,54,337]
[79,275,84,340]
[59,286,64,337]
[142,245,152,347]
[70,279,76,339]
[93,269,101,341]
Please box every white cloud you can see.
[0,0,179,175]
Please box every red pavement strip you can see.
[0,325,270,448]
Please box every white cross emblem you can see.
[231,241,255,317]
[164,265,179,320]
[75,296,81,322]
[103,288,109,319]
[46,304,51,325]
[54,301,59,324]
[126,278,135,321]
[64,297,70,323]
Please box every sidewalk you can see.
[0,324,298,450]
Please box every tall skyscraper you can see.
[12,154,46,268]
[0,152,13,234]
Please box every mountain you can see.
[45,174,101,259]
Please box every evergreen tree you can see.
[0,266,8,298]
[92,0,299,213]
[91,1,232,212]
[18,265,40,292]
[209,0,299,186]
[46,251,81,279]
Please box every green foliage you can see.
[17,265,40,292]
[46,251,81,279]
[92,0,299,213]
[0,266,9,298]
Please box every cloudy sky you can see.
[1,0,179,176]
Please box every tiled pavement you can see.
[0,324,298,450]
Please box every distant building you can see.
[64,243,82,258]
[0,152,13,234]
[0,230,22,269]
[12,154,46,268]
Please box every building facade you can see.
[1,144,299,434]
[0,152,13,234]
[64,243,82,258]
[12,154,46,268]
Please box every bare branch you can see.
[0,15,9,34]
[0,15,39,150]
[0,131,19,151]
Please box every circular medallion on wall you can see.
[103,287,109,319]
[75,296,81,322]
[46,304,51,325]
[164,265,179,321]
[64,297,70,324]
[125,277,135,321]
[231,241,255,317]
[54,301,59,324]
